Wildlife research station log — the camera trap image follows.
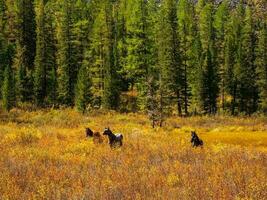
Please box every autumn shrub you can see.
[0,109,266,200]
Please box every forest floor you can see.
[0,109,267,200]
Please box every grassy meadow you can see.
[0,109,267,200]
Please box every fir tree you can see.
[125,0,154,111]
[75,64,92,113]
[56,0,76,106]
[157,0,181,116]
[34,0,46,106]
[198,3,219,114]
[177,0,196,115]
[238,7,258,114]
[214,0,229,111]
[256,22,267,114]
[2,64,15,111]
[13,0,36,102]
[102,0,120,110]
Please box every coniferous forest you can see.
[0,0,266,119]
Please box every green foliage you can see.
[0,0,266,117]
[2,64,15,111]
[198,3,219,114]
[13,0,36,102]
[34,0,57,107]
[256,22,267,114]
[75,64,92,113]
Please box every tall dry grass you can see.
[0,109,266,200]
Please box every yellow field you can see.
[0,109,267,200]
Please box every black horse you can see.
[190,131,203,147]
[85,128,94,137]
[103,128,123,147]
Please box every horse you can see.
[190,131,203,147]
[85,128,94,137]
[85,128,104,144]
[93,132,104,144]
[103,128,123,148]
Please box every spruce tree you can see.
[198,3,219,114]
[214,0,229,111]
[157,0,181,116]
[225,3,244,115]
[56,0,75,106]
[224,15,237,115]
[13,0,36,102]
[75,64,92,113]
[2,64,15,111]
[102,0,120,110]
[125,0,154,111]
[238,7,258,114]
[177,0,196,115]
[88,3,107,108]
[256,22,267,114]
[34,0,46,106]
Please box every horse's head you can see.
[86,128,94,137]
[191,131,197,138]
[103,127,112,136]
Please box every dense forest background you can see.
[0,0,266,120]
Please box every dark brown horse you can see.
[85,128,104,144]
[190,131,203,147]
[85,128,94,137]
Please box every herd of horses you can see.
[86,127,204,148]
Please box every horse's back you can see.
[115,133,123,140]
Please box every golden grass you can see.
[0,109,267,199]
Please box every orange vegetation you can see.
[0,109,266,199]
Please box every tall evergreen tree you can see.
[256,21,267,114]
[157,0,182,116]
[198,3,219,114]
[75,64,92,113]
[1,45,16,111]
[214,0,229,111]
[34,0,57,106]
[238,7,258,114]
[224,15,237,115]
[56,0,76,106]
[102,0,120,110]
[125,0,154,111]
[13,0,36,102]
[177,0,196,115]
[34,0,47,106]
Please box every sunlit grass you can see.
[0,109,266,199]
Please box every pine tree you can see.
[2,64,15,111]
[89,1,110,108]
[75,64,92,113]
[47,66,57,106]
[125,0,154,111]
[34,0,46,106]
[0,32,5,99]
[102,0,120,110]
[214,0,229,112]
[198,3,219,114]
[177,0,196,115]
[225,3,244,115]
[256,21,267,114]
[56,0,76,106]
[13,0,36,102]
[45,1,57,106]
[157,0,182,116]
[238,7,258,114]
[224,15,237,115]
